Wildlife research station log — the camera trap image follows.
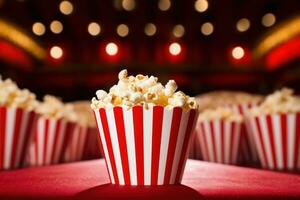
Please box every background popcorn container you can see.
[64,125,89,162]
[29,117,76,166]
[82,127,102,160]
[94,106,197,186]
[0,107,37,170]
[189,129,202,160]
[246,113,300,171]
[228,103,260,165]
[196,119,242,165]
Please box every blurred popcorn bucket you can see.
[189,129,202,160]
[29,117,76,166]
[64,125,89,162]
[196,119,242,164]
[0,107,37,170]
[94,106,197,185]
[82,127,101,160]
[246,113,300,171]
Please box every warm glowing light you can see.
[59,1,73,15]
[169,42,181,56]
[201,22,214,35]
[50,46,63,59]
[144,23,157,36]
[172,24,185,38]
[32,22,45,36]
[262,13,276,27]
[50,20,63,34]
[122,0,136,11]
[158,0,171,11]
[195,0,208,13]
[232,46,244,59]
[236,18,250,32]
[117,24,129,37]
[88,22,101,36]
[106,42,118,56]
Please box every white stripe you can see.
[53,120,66,164]
[272,115,283,169]
[232,123,241,164]
[95,110,115,184]
[106,109,124,185]
[224,121,231,164]
[287,114,296,170]
[157,108,173,185]
[143,107,152,185]
[169,111,190,184]
[14,111,29,168]
[37,118,45,166]
[204,121,214,162]
[213,120,222,162]
[259,116,274,169]
[123,108,137,185]
[45,119,56,164]
[4,108,16,169]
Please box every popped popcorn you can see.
[72,101,96,127]
[36,95,77,122]
[91,69,197,110]
[198,107,243,122]
[249,88,300,116]
[0,77,38,111]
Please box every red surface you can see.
[0,159,300,200]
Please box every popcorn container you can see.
[82,127,102,160]
[196,119,242,165]
[29,117,75,166]
[188,130,202,160]
[0,107,37,170]
[228,103,260,165]
[64,125,89,162]
[246,113,300,171]
[94,106,197,185]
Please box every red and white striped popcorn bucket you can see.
[29,117,75,166]
[82,127,101,160]
[0,107,37,170]
[228,103,260,165]
[189,130,202,160]
[64,125,89,162]
[94,106,197,185]
[196,119,243,165]
[246,113,300,171]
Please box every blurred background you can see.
[0,0,299,101]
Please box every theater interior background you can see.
[0,0,300,101]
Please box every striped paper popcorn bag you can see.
[82,127,101,160]
[64,125,89,162]
[94,106,197,186]
[188,129,202,160]
[228,103,260,165]
[0,107,38,170]
[30,117,76,166]
[246,113,300,171]
[197,119,243,165]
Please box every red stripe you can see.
[200,123,209,160]
[220,120,225,163]
[255,117,268,168]
[60,122,74,162]
[294,113,300,170]
[266,115,277,169]
[229,122,235,163]
[280,114,288,170]
[51,120,61,163]
[151,106,164,185]
[93,112,112,183]
[209,121,217,162]
[19,112,35,167]
[175,110,196,183]
[113,107,131,185]
[100,108,119,184]
[43,119,50,164]
[34,123,38,166]
[0,107,7,169]
[164,107,182,184]
[9,108,22,168]
[132,106,144,185]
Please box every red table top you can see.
[0,159,299,200]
